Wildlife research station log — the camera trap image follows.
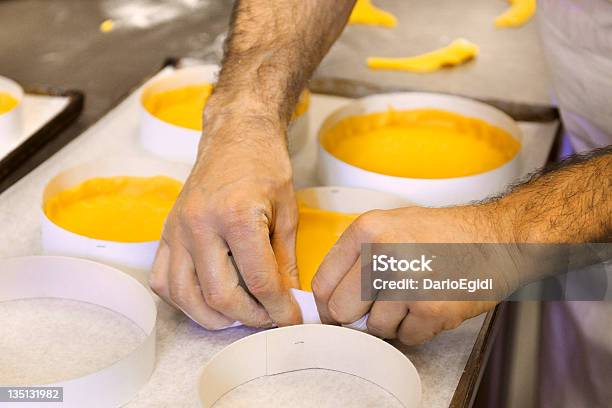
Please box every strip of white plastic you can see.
[0,256,157,408]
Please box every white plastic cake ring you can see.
[0,75,24,142]
[289,186,410,330]
[219,186,410,331]
[317,92,523,207]
[40,158,191,271]
[0,256,157,408]
[198,324,422,407]
[139,64,309,163]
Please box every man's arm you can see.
[313,147,611,344]
[150,0,355,329]
[206,0,355,132]
[500,146,611,243]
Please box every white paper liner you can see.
[198,324,421,408]
[221,187,408,332]
[40,158,191,271]
[317,92,523,207]
[294,186,409,330]
[0,75,24,143]
[296,185,408,213]
[0,256,157,408]
[139,65,309,163]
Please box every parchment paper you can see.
[0,73,557,407]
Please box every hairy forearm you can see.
[204,0,355,138]
[497,146,612,243]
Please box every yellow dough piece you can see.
[495,0,536,28]
[296,206,358,292]
[99,19,115,33]
[321,109,520,179]
[367,38,479,73]
[44,176,183,242]
[144,84,309,130]
[349,0,397,28]
[0,92,18,115]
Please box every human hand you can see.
[314,146,612,344]
[312,205,509,345]
[150,112,302,329]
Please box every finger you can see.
[228,221,301,326]
[366,301,410,339]
[191,231,273,328]
[397,303,447,346]
[167,242,235,330]
[327,257,372,324]
[271,195,300,290]
[150,237,171,300]
[312,220,362,324]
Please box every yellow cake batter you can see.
[349,0,397,28]
[296,205,358,292]
[367,39,479,73]
[144,84,214,130]
[0,92,18,115]
[495,0,536,28]
[44,176,182,242]
[321,109,520,179]
[144,84,310,130]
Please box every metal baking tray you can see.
[0,86,84,193]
